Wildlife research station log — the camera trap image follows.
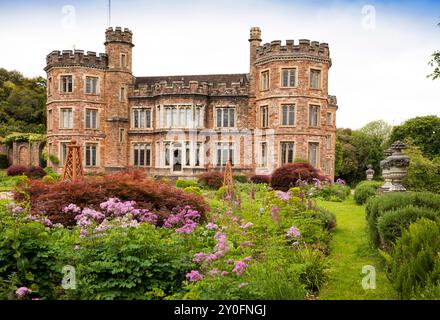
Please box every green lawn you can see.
[317,197,397,300]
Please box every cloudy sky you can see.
[0,0,439,129]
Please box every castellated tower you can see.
[250,28,337,177]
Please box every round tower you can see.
[44,49,108,173]
[250,28,337,179]
[103,27,134,171]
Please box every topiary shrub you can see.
[377,206,439,247]
[6,164,27,176]
[25,166,46,179]
[15,170,209,227]
[366,191,440,248]
[383,218,440,299]
[353,180,383,205]
[249,174,271,184]
[0,153,8,169]
[197,171,223,189]
[175,178,197,189]
[270,162,325,191]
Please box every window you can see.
[85,143,98,167]
[163,105,198,128]
[281,104,295,126]
[281,68,296,87]
[280,142,294,164]
[119,128,125,143]
[216,142,234,166]
[309,105,320,127]
[48,109,53,130]
[261,106,268,128]
[85,109,98,129]
[85,77,98,95]
[132,108,152,128]
[326,135,331,149]
[308,142,319,167]
[60,108,73,129]
[325,159,331,176]
[60,75,73,93]
[195,142,201,167]
[120,87,126,102]
[260,70,269,90]
[133,143,151,167]
[165,143,170,166]
[326,112,332,126]
[60,142,68,166]
[310,69,321,89]
[260,142,267,167]
[120,53,127,67]
[216,107,235,128]
[48,77,52,95]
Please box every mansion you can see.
[44,27,338,178]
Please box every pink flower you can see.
[286,226,301,238]
[205,223,219,230]
[43,218,53,227]
[225,259,234,264]
[232,261,248,276]
[221,271,229,277]
[63,203,81,214]
[186,270,203,282]
[243,256,252,262]
[176,221,197,234]
[209,268,219,277]
[276,191,291,201]
[270,206,280,215]
[239,222,253,229]
[12,206,24,214]
[16,287,32,299]
[193,252,206,263]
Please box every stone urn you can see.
[379,141,410,193]
[366,164,374,181]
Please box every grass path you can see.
[317,197,397,300]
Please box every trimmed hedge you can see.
[353,180,383,205]
[366,192,440,248]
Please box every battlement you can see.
[44,50,108,70]
[131,77,248,97]
[105,27,134,47]
[255,39,330,63]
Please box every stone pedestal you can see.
[379,141,410,193]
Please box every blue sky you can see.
[0,0,439,129]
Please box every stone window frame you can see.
[326,134,332,150]
[215,141,236,167]
[48,77,52,96]
[84,75,100,95]
[260,69,270,91]
[59,140,70,167]
[131,106,153,129]
[58,74,74,94]
[160,104,202,129]
[279,67,298,88]
[279,141,296,166]
[325,158,332,176]
[59,107,74,129]
[260,105,269,128]
[279,103,296,127]
[119,128,126,143]
[308,103,321,128]
[307,141,320,169]
[84,141,99,168]
[308,67,323,90]
[119,86,127,102]
[120,53,127,68]
[326,112,333,126]
[258,141,268,168]
[131,142,152,167]
[47,109,53,131]
[84,107,99,130]
[214,105,236,129]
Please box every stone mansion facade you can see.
[44,27,338,178]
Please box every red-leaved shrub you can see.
[249,174,271,184]
[270,162,326,191]
[197,171,224,189]
[6,164,27,176]
[25,166,46,179]
[15,170,209,226]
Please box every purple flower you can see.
[186,270,203,282]
[12,206,24,214]
[43,218,53,227]
[205,223,219,230]
[175,221,197,234]
[221,271,229,277]
[286,226,301,238]
[209,268,219,277]
[193,252,206,263]
[16,287,32,299]
[63,203,81,214]
[276,191,291,201]
[299,191,305,201]
[336,178,346,185]
[243,256,252,262]
[239,222,253,229]
[236,193,242,208]
[270,206,280,215]
[232,261,248,276]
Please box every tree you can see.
[389,115,440,159]
[428,51,440,80]
[359,120,392,142]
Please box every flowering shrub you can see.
[15,170,209,226]
[197,171,224,189]
[270,162,328,191]
[249,174,271,184]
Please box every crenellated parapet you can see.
[105,27,134,47]
[131,79,248,98]
[255,39,331,65]
[44,50,108,71]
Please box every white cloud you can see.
[0,0,438,129]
